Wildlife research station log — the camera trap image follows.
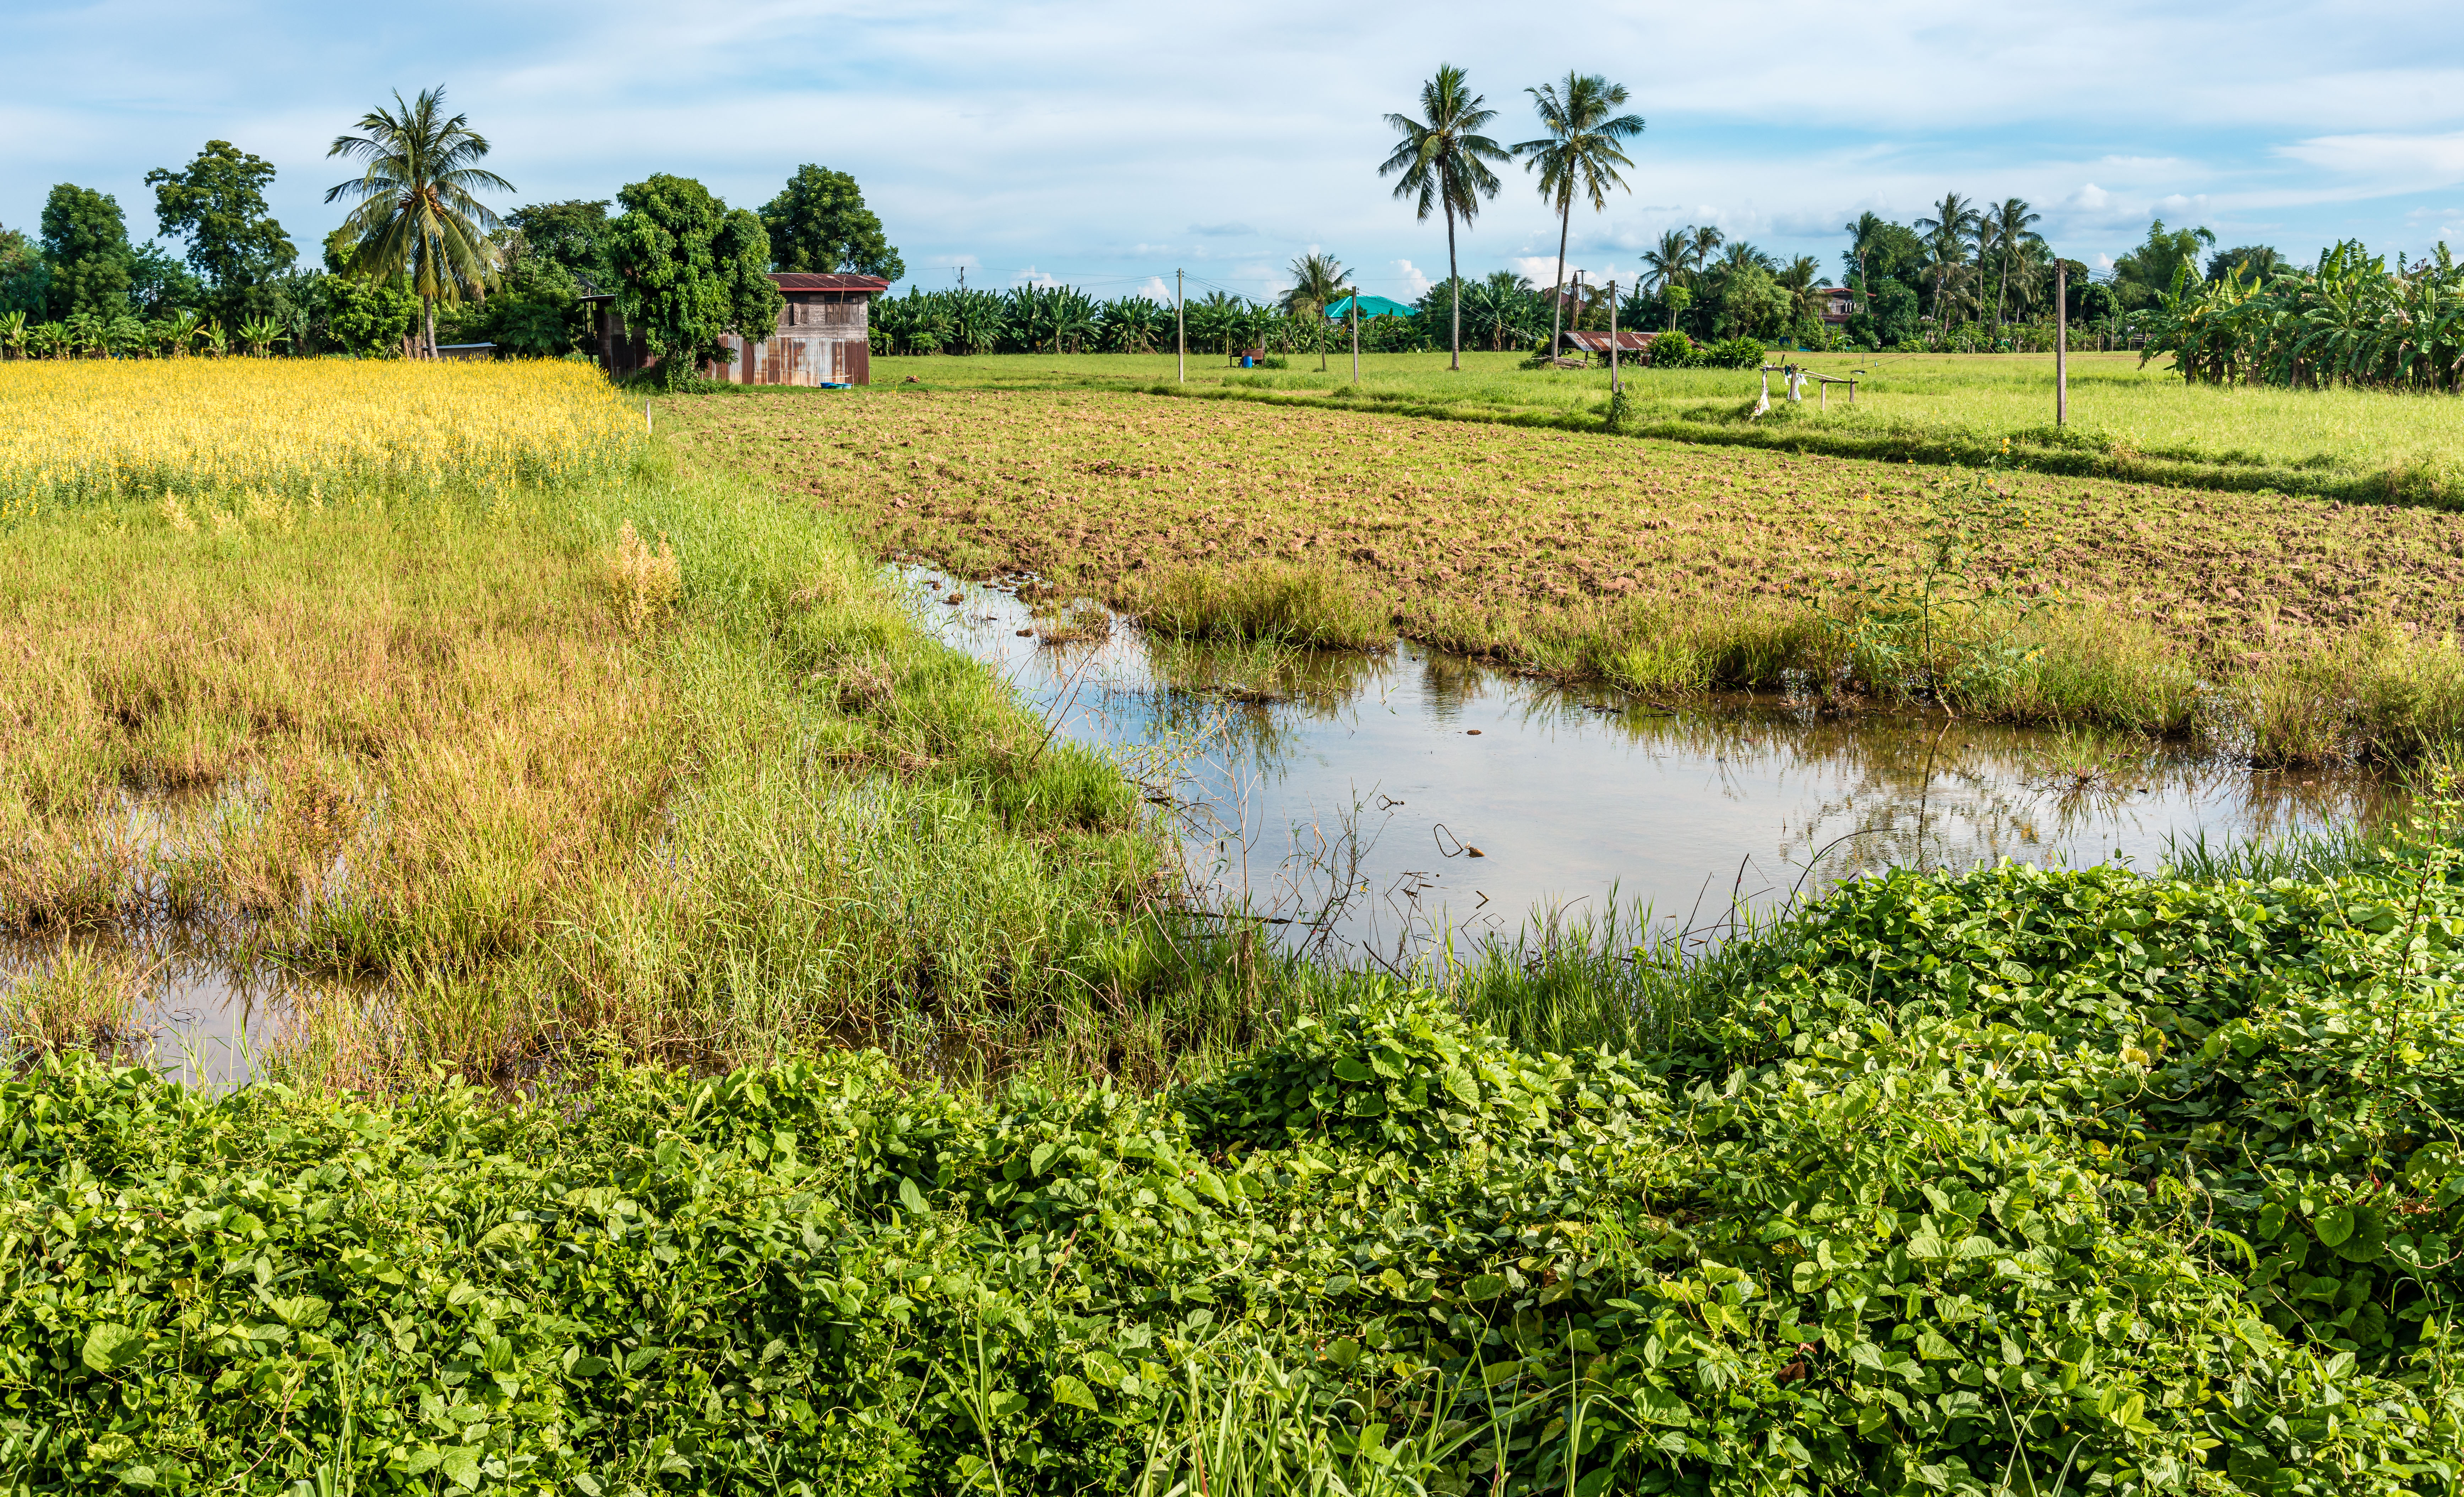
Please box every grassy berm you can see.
[15,849,2464,1493]
[666,387,2464,765]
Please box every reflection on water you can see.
[910,568,2394,965]
[0,924,327,1086]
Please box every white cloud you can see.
[2274,131,2464,189]
[1132,275,1172,302]
[2068,183,2111,211]
[1392,259,1433,296]
[1012,266,1063,288]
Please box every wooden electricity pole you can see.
[2055,259,2068,427]
[1351,292,1360,385]
[1176,269,1186,384]
[1608,279,1620,394]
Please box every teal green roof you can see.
[1324,295,1418,318]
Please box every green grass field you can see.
[872,349,2464,504]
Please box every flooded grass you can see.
[665,387,2464,764]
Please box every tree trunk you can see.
[1548,201,1571,359]
[423,296,437,360]
[1446,207,1461,371]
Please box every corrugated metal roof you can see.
[1562,330,1659,352]
[772,273,890,292]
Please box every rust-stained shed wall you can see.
[587,273,886,385]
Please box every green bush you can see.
[18,850,2464,1493]
[1648,329,1695,367]
[1702,335,1768,370]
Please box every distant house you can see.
[582,272,891,385]
[1813,286,1865,326]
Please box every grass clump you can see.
[1128,560,1391,648]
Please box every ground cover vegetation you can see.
[666,385,2464,765]
[15,812,2464,1492]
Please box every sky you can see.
[7,0,2464,305]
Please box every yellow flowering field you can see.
[0,358,643,512]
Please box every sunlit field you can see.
[870,348,2464,502]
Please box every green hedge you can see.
[11,851,2464,1492]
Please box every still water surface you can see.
[908,569,2391,966]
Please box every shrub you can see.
[1702,334,1768,369]
[1647,329,1694,367]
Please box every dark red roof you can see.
[771,273,890,293]
[1563,329,1659,351]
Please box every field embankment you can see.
[863,350,2464,508]
[667,386,2464,764]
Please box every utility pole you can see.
[1608,279,1620,395]
[1350,290,1360,385]
[2055,259,2068,427]
[957,266,966,292]
[1176,269,1185,384]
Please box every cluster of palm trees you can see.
[0,306,290,360]
[1852,194,2053,332]
[1638,227,1833,335]
[1380,66,1642,368]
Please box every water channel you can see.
[0,570,2397,1082]
[907,568,2394,968]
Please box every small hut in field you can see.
[583,272,890,385]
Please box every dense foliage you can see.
[760,164,904,282]
[15,840,2464,1492]
[607,175,783,389]
[2142,240,2464,392]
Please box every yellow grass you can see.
[0,357,644,510]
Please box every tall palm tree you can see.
[324,86,513,359]
[1380,65,1510,371]
[1984,197,2044,330]
[1280,252,1352,317]
[1282,251,1354,369]
[1641,228,1689,296]
[1912,192,1980,327]
[1843,211,1890,287]
[1514,72,1645,360]
[1687,224,1726,280]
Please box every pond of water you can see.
[906,568,2395,967]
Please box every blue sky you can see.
[7,0,2463,303]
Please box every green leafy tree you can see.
[324,87,514,358]
[760,166,904,281]
[1380,64,1510,371]
[1980,197,2042,329]
[0,223,47,316]
[2110,218,2215,310]
[1513,72,1644,359]
[146,141,297,326]
[2206,243,2284,283]
[609,174,783,388]
[505,200,614,288]
[39,185,133,320]
[126,241,203,319]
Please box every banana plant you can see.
[238,315,287,357]
[0,309,25,360]
[61,310,104,359]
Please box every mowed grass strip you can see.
[667,386,2464,760]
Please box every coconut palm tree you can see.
[324,86,513,359]
[1380,65,1511,371]
[1984,197,2043,330]
[1843,211,1892,286]
[1280,252,1353,317]
[1913,193,1980,326]
[1641,228,1689,296]
[1513,72,1645,360]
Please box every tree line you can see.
[0,88,904,375]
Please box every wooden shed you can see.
[583,272,889,385]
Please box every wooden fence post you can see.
[2056,261,2068,427]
